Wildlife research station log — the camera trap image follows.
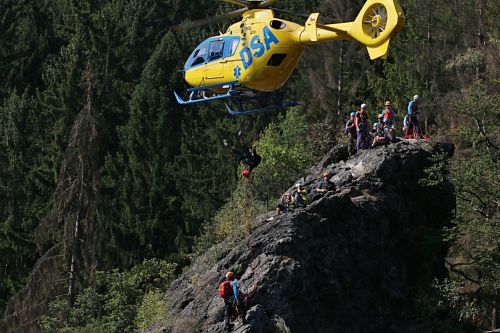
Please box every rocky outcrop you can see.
[161,140,455,333]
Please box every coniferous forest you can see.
[0,0,498,332]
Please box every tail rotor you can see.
[349,0,405,59]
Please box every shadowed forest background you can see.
[0,0,498,332]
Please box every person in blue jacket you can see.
[407,95,422,138]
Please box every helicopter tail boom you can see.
[300,0,405,60]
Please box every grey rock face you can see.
[159,140,455,333]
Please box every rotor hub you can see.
[371,15,382,28]
[362,4,388,39]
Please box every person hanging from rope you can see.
[223,131,261,178]
[219,271,247,331]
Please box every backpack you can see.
[218,280,233,298]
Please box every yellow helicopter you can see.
[174,0,405,115]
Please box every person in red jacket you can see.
[382,101,396,142]
[221,271,247,331]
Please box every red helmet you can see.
[242,169,251,178]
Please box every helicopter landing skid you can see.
[174,81,299,115]
[173,81,240,105]
[225,91,300,116]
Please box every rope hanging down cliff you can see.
[242,176,259,298]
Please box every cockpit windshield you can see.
[184,37,240,71]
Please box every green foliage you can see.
[192,109,315,253]
[212,178,267,242]
[408,280,477,333]
[418,153,450,188]
[251,109,315,203]
[444,79,499,328]
[307,121,339,160]
[452,80,499,152]
[446,49,485,72]
[135,290,170,332]
[0,0,498,331]
[40,259,176,333]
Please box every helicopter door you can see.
[204,39,225,80]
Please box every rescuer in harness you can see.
[223,131,261,178]
[219,271,247,331]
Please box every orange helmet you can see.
[226,271,234,280]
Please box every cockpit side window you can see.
[208,40,224,62]
[190,47,207,67]
[228,38,240,56]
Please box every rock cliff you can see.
[161,140,455,333]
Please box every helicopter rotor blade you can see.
[221,0,252,7]
[172,8,247,31]
[257,0,278,8]
[173,0,278,31]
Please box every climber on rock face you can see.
[219,271,247,331]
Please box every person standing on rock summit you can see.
[219,271,247,331]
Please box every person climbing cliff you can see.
[219,271,247,331]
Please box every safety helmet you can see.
[350,112,355,117]
[242,169,250,178]
[226,271,234,279]
[323,171,331,177]
[413,95,419,101]
[385,101,391,106]
[360,103,367,109]
[378,114,383,119]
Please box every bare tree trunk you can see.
[476,0,485,80]
[425,0,432,92]
[337,40,344,117]
[492,288,499,329]
[68,210,80,305]
[492,305,498,330]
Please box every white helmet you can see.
[413,95,420,101]
[360,103,367,109]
